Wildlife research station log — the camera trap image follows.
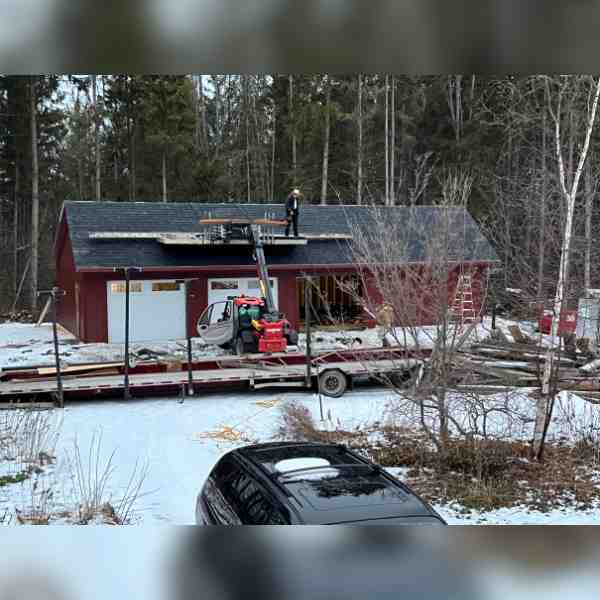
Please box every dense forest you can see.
[1,74,600,315]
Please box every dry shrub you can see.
[68,431,149,525]
[278,402,325,442]
[278,401,368,445]
[366,425,600,512]
[0,409,59,467]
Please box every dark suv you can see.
[195,442,446,525]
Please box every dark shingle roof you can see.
[62,201,498,270]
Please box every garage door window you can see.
[152,282,180,292]
[211,281,238,290]
[247,279,275,291]
[110,282,143,294]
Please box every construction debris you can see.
[456,336,600,394]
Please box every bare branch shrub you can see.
[341,172,498,453]
[67,431,149,525]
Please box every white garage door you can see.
[208,277,279,308]
[107,280,186,343]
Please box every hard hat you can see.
[293,188,300,195]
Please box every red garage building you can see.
[54,201,498,343]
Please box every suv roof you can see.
[234,442,442,525]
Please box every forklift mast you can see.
[249,224,277,316]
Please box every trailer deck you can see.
[0,347,425,404]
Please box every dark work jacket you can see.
[285,195,300,213]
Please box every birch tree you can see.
[321,76,331,205]
[91,75,101,199]
[390,75,396,205]
[356,73,363,205]
[384,75,390,205]
[289,75,297,186]
[533,75,600,460]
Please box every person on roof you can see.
[285,188,302,238]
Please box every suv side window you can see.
[205,456,243,525]
[232,471,289,525]
[215,458,289,524]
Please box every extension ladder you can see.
[451,273,477,326]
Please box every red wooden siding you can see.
[55,220,79,338]
[79,273,109,343]
[59,257,492,343]
[360,263,490,327]
[187,277,207,338]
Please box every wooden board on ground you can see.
[37,362,122,376]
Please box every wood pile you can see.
[456,327,600,396]
[0,311,35,324]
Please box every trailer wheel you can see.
[319,370,348,398]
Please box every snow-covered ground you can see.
[1,386,600,525]
[3,319,600,525]
[0,322,385,371]
[0,316,555,373]
[0,322,231,370]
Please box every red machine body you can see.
[234,295,291,353]
[257,319,290,353]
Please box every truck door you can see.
[197,301,234,347]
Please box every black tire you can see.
[318,369,348,398]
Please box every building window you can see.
[211,281,238,290]
[247,279,274,290]
[152,281,180,292]
[111,282,143,294]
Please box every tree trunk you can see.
[30,77,39,312]
[390,75,396,205]
[271,106,276,203]
[161,150,167,202]
[384,75,389,206]
[321,78,331,205]
[198,75,207,152]
[289,75,297,186]
[131,125,137,201]
[193,75,200,150]
[13,162,19,301]
[357,74,363,205]
[535,76,600,460]
[447,75,463,144]
[92,75,101,199]
[245,76,251,203]
[584,154,593,292]
[537,112,548,299]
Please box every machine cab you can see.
[197,300,235,347]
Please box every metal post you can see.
[38,287,65,407]
[124,268,131,400]
[305,277,312,388]
[51,288,64,408]
[317,365,324,422]
[185,279,194,396]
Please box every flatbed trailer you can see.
[0,347,426,405]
